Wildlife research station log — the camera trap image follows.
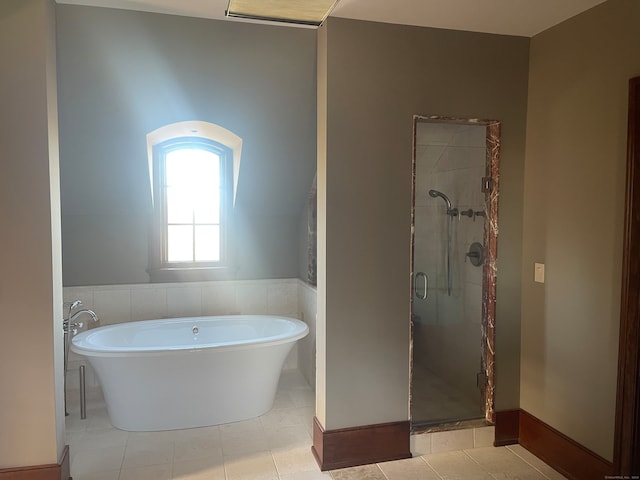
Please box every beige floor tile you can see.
[86,410,115,431]
[222,431,270,456]
[425,450,494,479]
[330,464,387,480]
[72,470,120,480]
[288,388,315,408]
[506,445,568,479]
[173,434,223,462]
[260,406,311,430]
[78,427,130,449]
[70,445,125,476]
[272,390,297,410]
[267,424,312,452]
[465,447,548,479]
[224,451,279,480]
[119,463,172,480]
[173,424,221,442]
[377,456,441,480]
[220,417,265,438]
[66,371,567,480]
[65,430,86,450]
[280,469,332,480]
[122,439,174,469]
[431,428,475,453]
[128,429,177,444]
[272,445,319,476]
[65,413,89,433]
[172,457,226,480]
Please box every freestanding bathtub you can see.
[71,315,308,431]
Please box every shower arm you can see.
[428,190,454,296]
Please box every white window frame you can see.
[146,121,242,282]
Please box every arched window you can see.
[147,121,242,281]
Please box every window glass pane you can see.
[167,149,220,184]
[166,148,221,225]
[195,225,220,262]
[194,188,220,224]
[166,186,194,224]
[166,151,194,188]
[167,225,193,262]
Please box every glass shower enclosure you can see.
[410,116,500,430]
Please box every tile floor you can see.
[66,369,567,480]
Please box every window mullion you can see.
[192,209,196,263]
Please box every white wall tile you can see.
[131,287,167,321]
[63,287,95,313]
[267,281,297,316]
[415,122,458,146]
[464,282,482,325]
[202,283,237,315]
[167,286,202,318]
[451,124,486,147]
[93,288,131,325]
[235,282,268,314]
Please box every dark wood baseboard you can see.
[519,410,613,480]
[0,445,70,480]
[494,409,520,446]
[311,416,411,471]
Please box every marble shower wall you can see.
[413,122,487,408]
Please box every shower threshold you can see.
[411,416,490,434]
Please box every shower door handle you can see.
[415,272,428,300]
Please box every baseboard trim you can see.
[519,410,613,480]
[494,409,520,446]
[311,416,411,471]
[0,445,70,480]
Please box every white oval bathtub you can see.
[71,315,309,431]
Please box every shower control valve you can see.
[460,209,474,219]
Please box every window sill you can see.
[148,266,236,283]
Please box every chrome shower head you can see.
[428,189,452,211]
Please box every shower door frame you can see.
[410,114,501,429]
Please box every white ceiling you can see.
[55,0,607,37]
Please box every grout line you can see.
[418,455,446,480]
[505,444,560,480]
[375,463,390,480]
[461,448,502,480]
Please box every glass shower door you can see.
[411,119,490,428]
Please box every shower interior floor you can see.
[411,362,484,426]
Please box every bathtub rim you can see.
[70,314,309,358]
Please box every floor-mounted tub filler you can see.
[71,315,309,431]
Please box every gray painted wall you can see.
[56,5,317,286]
[521,0,640,461]
[317,18,530,429]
